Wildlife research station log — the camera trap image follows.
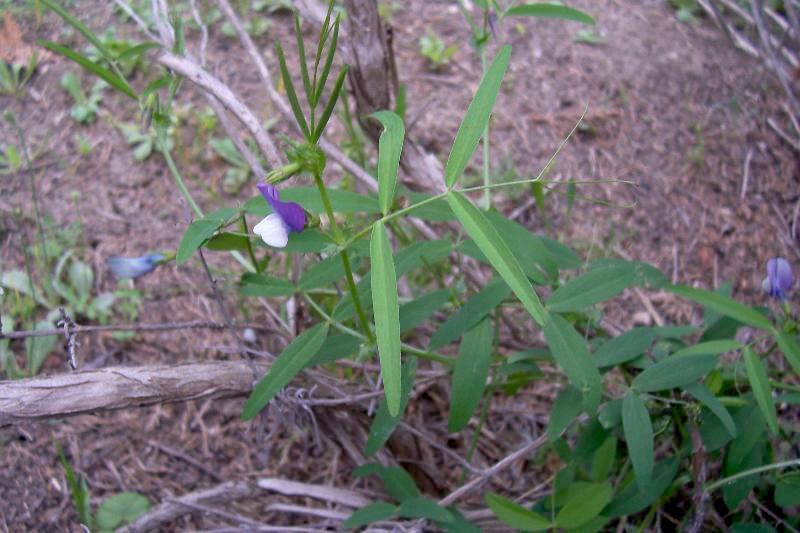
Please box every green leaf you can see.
[95,492,150,530]
[68,260,94,302]
[298,253,350,291]
[238,273,295,298]
[39,41,137,100]
[313,66,348,142]
[206,232,251,251]
[39,0,112,59]
[632,354,717,392]
[371,110,405,215]
[343,501,396,529]
[241,323,329,420]
[117,42,161,62]
[775,478,800,508]
[176,219,223,264]
[397,497,453,523]
[555,482,613,529]
[772,329,800,376]
[505,3,596,25]
[293,15,313,104]
[365,359,417,456]
[547,265,636,312]
[594,327,656,368]
[275,41,310,139]
[743,347,778,435]
[370,222,402,416]
[313,13,340,106]
[25,321,57,376]
[447,191,546,325]
[445,45,511,188]
[546,385,583,441]
[591,436,617,482]
[353,464,420,502]
[605,457,679,518]
[485,493,550,531]
[399,289,451,332]
[671,339,743,358]
[307,334,362,367]
[668,285,772,330]
[684,383,737,438]
[430,277,509,350]
[622,392,654,487]
[448,319,494,432]
[543,314,602,412]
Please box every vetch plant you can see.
[252,183,306,248]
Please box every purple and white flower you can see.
[252,183,306,248]
[762,257,793,300]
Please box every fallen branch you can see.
[0,361,266,425]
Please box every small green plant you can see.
[671,0,701,22]
[57,443,150,531]
[116,121,174,161]
[60,73,106,124]
[0,143,22,174]
[419,29,458,69]
[0,53,39,96]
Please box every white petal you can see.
[253,214,289,248]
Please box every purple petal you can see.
[767,257,793,298]
[257,183,306,233]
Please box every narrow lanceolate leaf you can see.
[485,493,550,531]
[546,385,582,441]
[38,41,137,100]
[448,319,494,432]
[343,501,396,530]
[371,110,405,215]
[547,265,636,312]
[445,45,511,188]
[773,329,800,376]
[275,41,310,140]
[671,339,743,358]
[594,327,656,368]
[668,285,772,330]
[429,277,509,350]
[622,392,654,487]
[447,191,547,326]
[555,482,613,529]
[632,354,717,392]
[241,323,329,420]
[743,347,778,435]
[370,222,402,416]
[504,4,596,25]
[312,66,348,142]
[543,314,603,412]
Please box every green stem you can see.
[240,214,259,271]
[313,172,374,342]
[704,459,800,493]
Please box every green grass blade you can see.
[448,319,493,432]
[312,66,348,143]
[275,41,310,140]
[370,110,405,215]
[370,222,402,416]
[445,45,511,188]
[39,41,137,100]
[504,3,595,25]
[446,191,546,326]
[743,346,779,435]
[39,0,111,59]
[241,322,329,420]
[622,392,654,488]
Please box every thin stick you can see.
[0,320,257,341]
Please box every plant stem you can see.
[704,459,800,493]
[312,172,374,342]
[240,214,259,271]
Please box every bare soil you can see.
[0,0,797,530]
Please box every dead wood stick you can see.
[0,361,267,426]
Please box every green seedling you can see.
[61,72,106,124]
[0,52,39,96]
[419,29,457,69]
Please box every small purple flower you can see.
[762,257,793,300]
[107,253,165,279]
[253,183,305,248]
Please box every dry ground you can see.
[0,0,797,530]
